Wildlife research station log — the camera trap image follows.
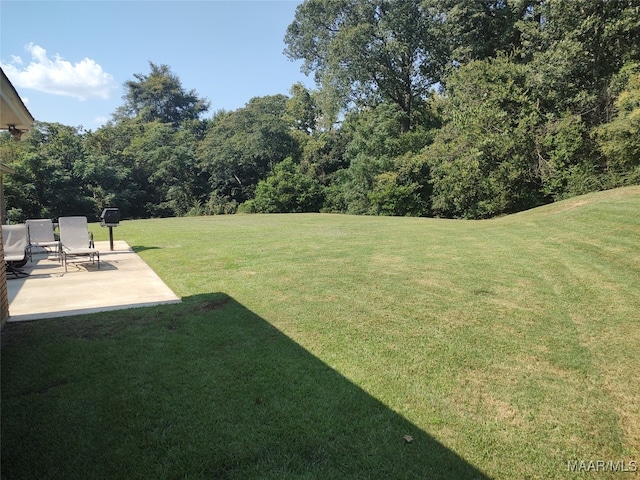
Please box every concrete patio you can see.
[6,240,181,322]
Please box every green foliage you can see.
[115,62,210,128]
[151,122,210,217]
[198,96,299,205]
[284,0,445,131]
[369,152,431,216]
[329,102,435,214]
[283,82,317,134]
[251,157,324,213]
[299,128,350,186]
[426,57,545,218]
[4,123,94,221]
[521,1,640,124]
[82,119,149,218]
[433,0,529,64]
[3,63,216,222]
[595,64,640,186]
[5,208,24,224]
[203,191,239,215]
[100,119,209,218]
[538,114,602,200]
[1,132,29,220]
[4,2,639,221]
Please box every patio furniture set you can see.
[2,217,100,278]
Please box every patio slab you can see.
[7,240,181,322]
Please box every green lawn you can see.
[2,186,639,479]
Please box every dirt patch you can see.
[192,296,231,313]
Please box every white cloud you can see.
[1,43,117,101]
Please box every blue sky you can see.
[1,0,313,130]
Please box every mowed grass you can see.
[2,186,639,479]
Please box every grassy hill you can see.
[3,186,639,479]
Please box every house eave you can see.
[1,67,35,137]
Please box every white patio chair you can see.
[2,224,29,278]
[26,219,60,261]
[58,216,100,272]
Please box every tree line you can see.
[2,0,639,222]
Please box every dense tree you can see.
[4,2,639,222]
[536,113,603,200]
[1,132,30,222]
[284,82,318,134]
[425,57,545,218]
[299,128,350,186]
[433,0,532,64]
[83,117,209,219]
[155,120,211,216]
[81,119,139,217]
[523,1,640,125]
[328,103,408,214]
[249,157,324,213]
[284,0,446,131]
[198,95,299,205]
[595,64,640,186]
[328,102,434,214]
[4,123,94,221]
[368,151,431,216]
[122,120,208,217]
[114,62,210,128]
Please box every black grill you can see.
[101,208,120,226]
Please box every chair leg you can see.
[6,262,29,278]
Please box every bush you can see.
[205,192,238,215]
[251,158,324,213]
[368,153,431,216]
[6,208,25,224]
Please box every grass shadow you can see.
[130,245,161,253]
[1,293,489,479]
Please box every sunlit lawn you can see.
[2,186,639,479]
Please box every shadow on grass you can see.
[1,293,489,479]
[130,245,161,253]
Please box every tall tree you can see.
[523,0,640,123]
[1,132,30,222]
[79,122,136,217]
[284,82,318,134]
[198,95,300,205]
[115,62,210,128]
[284,0,445,132]
[425,57,545,218]
[4,123,94,220]
[433,0,533,65]
[250,157,324,213]
[328,101,432,214]
[595,64,640,186]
